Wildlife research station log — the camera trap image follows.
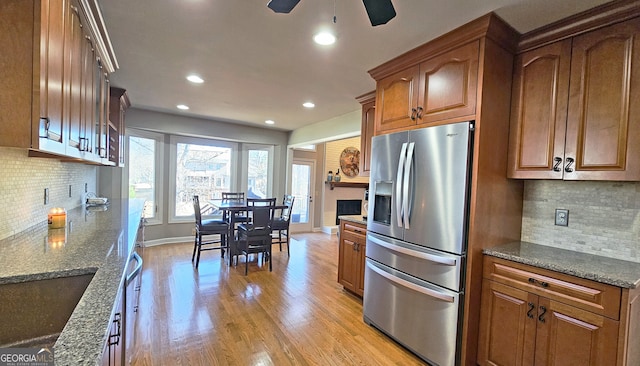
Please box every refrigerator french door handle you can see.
[396,143,408,228]
[367,261,455,303]
[367,234,457,266]
[402,142,415,229]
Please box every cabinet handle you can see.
[527,302,535,319]
[410,108,417,121]
[538,306,547,323]
[528,277,549,288]
[78,137,86,151]
[552,157,563,172]
[564,157,575,173]
[109,312,121,345]
[416,106,423,119]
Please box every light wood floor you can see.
[130,232,426,365]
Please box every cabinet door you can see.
[355,240,366,296]
[564,18,640,180]
[418,41,479,125]
[360,99,375,176]
[534,298,618,366]
[375,65,420,134]
[65,1,84,157]
[477,280,536,366]
[38,0,66,155]
[81,32,96,156]
[507,40,571,179]
[338,235,359,293]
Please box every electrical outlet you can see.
[69,185,72,198]
[44,188,49,205]
[555,209,569,226]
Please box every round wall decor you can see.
[339,147,360,177]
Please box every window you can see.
[170,136,237,220]
[247,147,272,198]
[127,130,163,224]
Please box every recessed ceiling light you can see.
[313,31,336,45]
[186,75,204,83]
[177,104,189,110]
[303,102,315,108]
[265,120,275,125]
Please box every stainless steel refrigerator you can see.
[364,121,474,366]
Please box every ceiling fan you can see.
[267,0,396,26]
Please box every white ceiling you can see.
[100,0,611,132]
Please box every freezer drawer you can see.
[363,259,462,366]
[366,232,463,292]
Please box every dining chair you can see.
[192,195,229,269]
[271,195,295,256]
[235,203,276,275]
[221,192,250,225]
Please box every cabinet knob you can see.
[552,157,563,172]
[564,157,575,173]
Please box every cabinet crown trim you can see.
[518,0,640,52]
[368,12,518,81]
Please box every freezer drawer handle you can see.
[368,262,455,303]
[126,252,143,286]
[368,235,457,266]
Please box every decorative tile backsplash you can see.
[0,147,96,240]
[521,180,640,262]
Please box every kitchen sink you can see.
[0,273,94,348]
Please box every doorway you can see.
[290,159,315,232]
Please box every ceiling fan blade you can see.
[362,0,396,26]
[267,0,301,13]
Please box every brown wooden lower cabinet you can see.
[101,289,123,366]
[337,220,366,297]
[478,256,640,366]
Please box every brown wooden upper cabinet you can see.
[356,91,375,176]
[374,41,479,134]
[0,0,118,165]
[508,17,640,180]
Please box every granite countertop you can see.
[484,241,640,289]
[338,215,368,226]
[0,199,145,365]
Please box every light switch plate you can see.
[555,209,569,226]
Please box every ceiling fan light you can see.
[313,32,336,45]
[362,0,396,26]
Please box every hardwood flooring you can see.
[130,233,426,365]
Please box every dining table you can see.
[209,199,288,265]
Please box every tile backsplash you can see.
[521,180,640,262]
[0,147,96,240]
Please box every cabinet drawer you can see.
[343,222,367,236]
[342,230,365,244]
[483,256,621,319]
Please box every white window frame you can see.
[241,143,274,199]
[169,135,239,223]
[126,129,164,226]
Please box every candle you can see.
[48,208,67,229]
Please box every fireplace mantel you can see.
[325,181,369,190]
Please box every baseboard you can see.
[321,226,339,235]
[143,236,193,247]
